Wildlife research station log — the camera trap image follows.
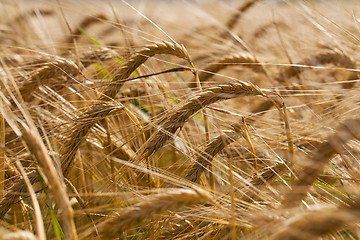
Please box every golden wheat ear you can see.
[137,81,266,160]
[0,95,77,239]
[100,40,193,100]
[14,57,81,104]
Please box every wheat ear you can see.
[60,102,123,177]
[80,188,211,238]
[0,102,78,237]
[275,51,358,88]
[139,81,266,159]
[100,41,192,100]
[16,57,81,103]
[189,53,266,89]
[283,118,360,208]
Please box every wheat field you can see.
[1,0,360,239]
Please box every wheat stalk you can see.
[0,98,4,201]
[15,160,46,240]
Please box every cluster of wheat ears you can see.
[1,0,360,239]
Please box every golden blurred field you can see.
[1,0,360,239]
